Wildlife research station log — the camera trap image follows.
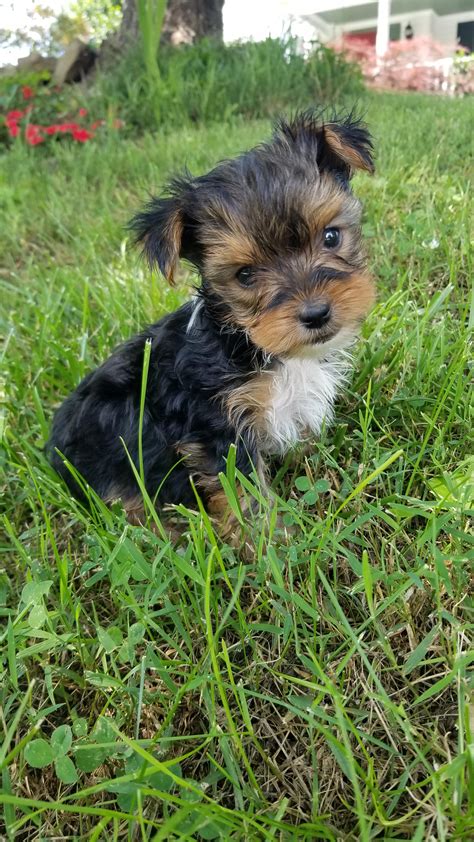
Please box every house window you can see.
[390,23,401,41]
[457,21,474,53]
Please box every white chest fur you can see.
[260,351,349,455]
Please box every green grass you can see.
[1,91,473,840]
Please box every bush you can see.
[333,35,474,95]
[1,80,123,148]
[91,37,364,132]
[1,37,364,148]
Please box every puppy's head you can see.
[131,109,375,357]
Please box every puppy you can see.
[48,110,375,538]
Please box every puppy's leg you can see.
[177,438,269,551]
[104,489,185,544]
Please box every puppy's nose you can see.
[299,302,331,330]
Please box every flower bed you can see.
[2,83,122,148]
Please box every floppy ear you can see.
[319,117,374,177]
[275,110,374,180]
[130,196,184,284]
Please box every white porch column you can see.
[375,0,391,58]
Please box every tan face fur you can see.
[132,112,376,358]
[199,173,375,357]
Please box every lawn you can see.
[1,91,473,840]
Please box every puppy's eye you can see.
[323,227,340,249]
[236,266,256,286]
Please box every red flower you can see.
[90,120,104,130]
[72,127,93,142]
[7,123,20,138]
[22,86,34,100]
[45,125,59,135]
[6,109,24,121]
[25,124,44,145]
[78,107,88,117]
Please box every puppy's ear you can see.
[320,116,374,177]
[275,110,374,180]
[130,196,184,284]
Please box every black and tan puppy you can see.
[48,110,375,537]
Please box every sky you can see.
[224,0,309,42]
[1,0,65,65]
[0,0,310,67]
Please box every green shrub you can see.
[92,36,364,132]
[0,69,52,110]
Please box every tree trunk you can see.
[163,0,224,45]
[103,0,224,57]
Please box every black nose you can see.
[299,302,332,330]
